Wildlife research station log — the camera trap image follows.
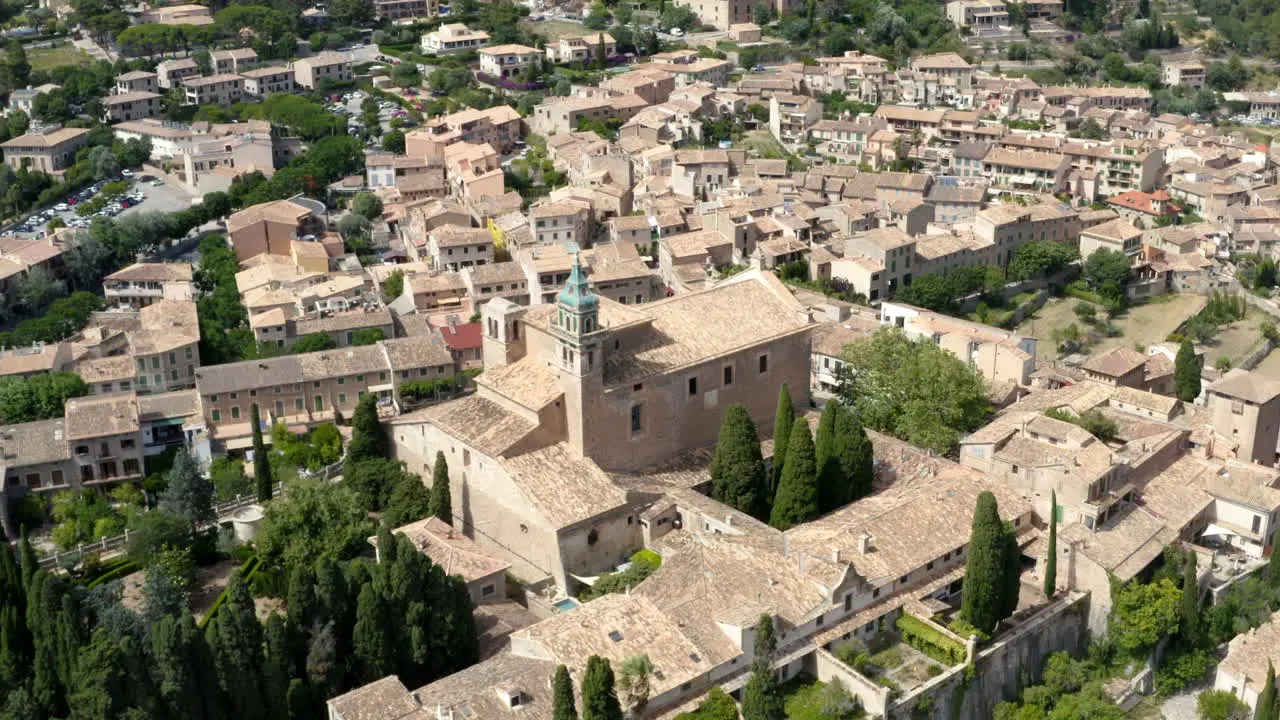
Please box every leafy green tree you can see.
[429,451,452,524]
[1083,248,1131,300]
[256,478,374,567]
[769,419,819,531]
[837,329,991,455]
[351,193,384,220]
[1258,663,1277,720]
[292,333,337,353]
[742,615,783,720]
[553,664,578,720]
[160,448,214,525]
[251,404,273,503]
[675,687,740,720]
[1109,578,1181,656]
[347,394,388,468]
[894,273,956,312]
[1008,241,1078,281]
[352,328,386,346]
[126,511,194,566]
[384,469,434,527]
[1044,491,1057,597]
[961,491,1016,633]
[709,405,770,519]
[1197,690,1249,720]
[1175,340,1201,402]
[771,384,794,491]
[582,656,623,720]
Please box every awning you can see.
[1202,523,1239,539]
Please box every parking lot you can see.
[330,89,412,149]
[8,175,196,239]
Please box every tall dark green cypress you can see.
[582,656,623,720]
[961,491,1015,633]
[771,384,795,492]
[429,451,452,524]
[1043,491,1057,598]
[1269,530,1280,588]
[741,615,783,720]
[207,572,266,720]
[552,664,578,720]
[1181,550,1200,644]
[818,403,874,512]
[1258,662,1277,720]
[0,534,28,696]
[68,629,134,719]
[815,401,837,477]
[18,529,37,592]
[263,614,297,720]
[151,608,220,720]
[709,404,770,519]
[251,404,273,502]
[353,580,394,683]
[769,419,819,531]
[1175,339,1200,402]
[1000,519,1022,620]
[347,394,388,467]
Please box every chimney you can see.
[858,531,873,555]
[725,514,734,527]
[832,548,841,563]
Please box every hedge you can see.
[198,555,261,629]
[86,560,141,588]
[896,614,967,666]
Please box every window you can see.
[723,365,734,386]
[295,398,304,411]
[338,393,347,405]
[231,407,240,420]
[275,400,284,415]
[50,469,63,486]
[121,439,135,450]
[151,357,160,370]
[211,409,221,422]
[356,375,364,382]
[688,377,698,396]
[630,404,643,434]
[481,584,496,597]
[185,347,193,360]
[758,354,768,373]
[314,396,324,411]
[338,377,345,385]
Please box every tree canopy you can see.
[710,405,770,520]
[836,329,991,455]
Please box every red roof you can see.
[440,322,483,350]
[1106,190,1177,216]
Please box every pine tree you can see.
[251,404,273,503]
[1258,662,1277,720]
[709,405,770,519]
[771,384,795,492]
[353,581,394,683]
[1175,340,1200,402]
[553,664,578,720]
[1181,550,1200,644]
[347,394,388,467]
[1043,491,1057,598]
[742,615,783,720]
[769,419,819,531]
[429,451,452,524]
[161,448,215,525]
[961,491,1014,633]
[582,656,623,720]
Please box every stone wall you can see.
[885,592,1090,720]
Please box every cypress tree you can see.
[553,664,578,720]
[1270,530,1280,587]
[263,615,297,720]
[709,405,770,519]
[771,384,794,492]
[347,394,388,467]
[67,630,133,719]
[429,451,452,524]
[961,491,1013,633]
[769,419,819,531]
[207,572,266,720]
[1000,520,1022,620]
[18,529,37,592]
[0,534,28,693]
[1181,550,1200,644]
[1258,662,1277,720]
[742,615,783,720]
[353,581,394,683]
[582,656,623,720]
[151,608,221,720]
[251,404,273,503]
[819,404,875,512]
[815,401,837,478]
[1043,491,1057,598]
[1175,340,1200,402]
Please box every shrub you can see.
[895,615,966,666]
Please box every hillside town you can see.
[6,0,1280,717]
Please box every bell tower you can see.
[550,244,603,379]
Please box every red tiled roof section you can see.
[1106,190,1178,216]
[441,321,483,350]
